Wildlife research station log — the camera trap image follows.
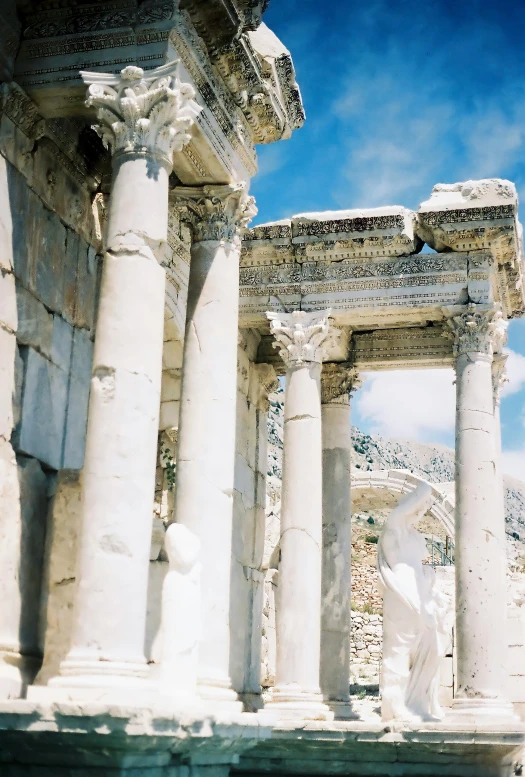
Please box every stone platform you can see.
[0,701,522,777]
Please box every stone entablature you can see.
[240,182,525,369]
[12,1,304,186]
[419,179,524,318]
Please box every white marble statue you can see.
[152,523,201,703]
[378,482,450,722]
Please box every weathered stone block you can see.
[35,208,66,313]
[159,399,179,431]
[0,268,16,332]
[7,162,31,285]
[36,470,81,685]
[74,238,99,330]
[15,284,53,357]
[15,347,68,470]
[0,155,13,272]
[0,440,47,663]
[0,328,16,439]
[162,338,183,369]
[160,369,181,402]
[62,228,79,325]
[62,327,93,470]
[0,115,34,186]
[50,315,73,373]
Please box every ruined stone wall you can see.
[0,93,103,680]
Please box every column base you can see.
[0,651,40,700]
[265,685,334,721]
[327,699,359,720]
[449,696,520,723]
[198,676,243,713]
[28,657,157,705]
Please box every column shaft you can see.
[58,155,166,684]
[173,185,256,709]
[39,63,201,697]
[320,364,358,718]
[265,310,333,720]
[175,239,240,705]
[449,306,513,718]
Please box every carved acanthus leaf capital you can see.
[173,183,257,245]
[445,305,507,359]
[80,61,201,165]
[267,309,334,368]
[492,352,509,407]
[321,363,361,405]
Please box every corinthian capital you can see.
[445,305,507,359]
[267,309,334,368]
[173,183,257,245]
[80,61,201,165]
[321,363,361,405]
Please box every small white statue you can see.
[378,483,451,722]
[153,523,201,703]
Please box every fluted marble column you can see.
[172,185,256,710]
[42,64,200,698]
[447,304,514,719]
[320,363,360,719]
[265,310,333,720]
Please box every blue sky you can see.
[251,0,525,478]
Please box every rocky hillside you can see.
[267,387,525,570]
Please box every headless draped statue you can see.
[151,523,201,704]
[378,482,451,722]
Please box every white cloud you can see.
[502,349,525,397]
[502,448,525,481]
[355,368,456,441]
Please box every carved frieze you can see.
[0,82,44,140]
[239,254,467,287]
[21,0,175,39]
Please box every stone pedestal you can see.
[33,63,200,700]
[320,364,360,720]
[264,310,333,721]
[447,305,514,720]
[172,185,256,710]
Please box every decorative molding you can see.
[321,363,361,405]
[445,305,506,359]
[173,183,257,245]
[239,254,466,286]
[22,1,175,39]
[80,61,201,164]
[169,11,257,176]
[0,82,44,140]
[294,213,406,237]
[267,309,333,368]
[420,205,515,228]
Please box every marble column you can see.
[492,344,509,548]
[172,185,257,710]
[42,64,200,698]
[320,363,360,719]
[265,309,334,720]
[447,304,514,719]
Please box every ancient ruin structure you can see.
[1,1,525,774]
